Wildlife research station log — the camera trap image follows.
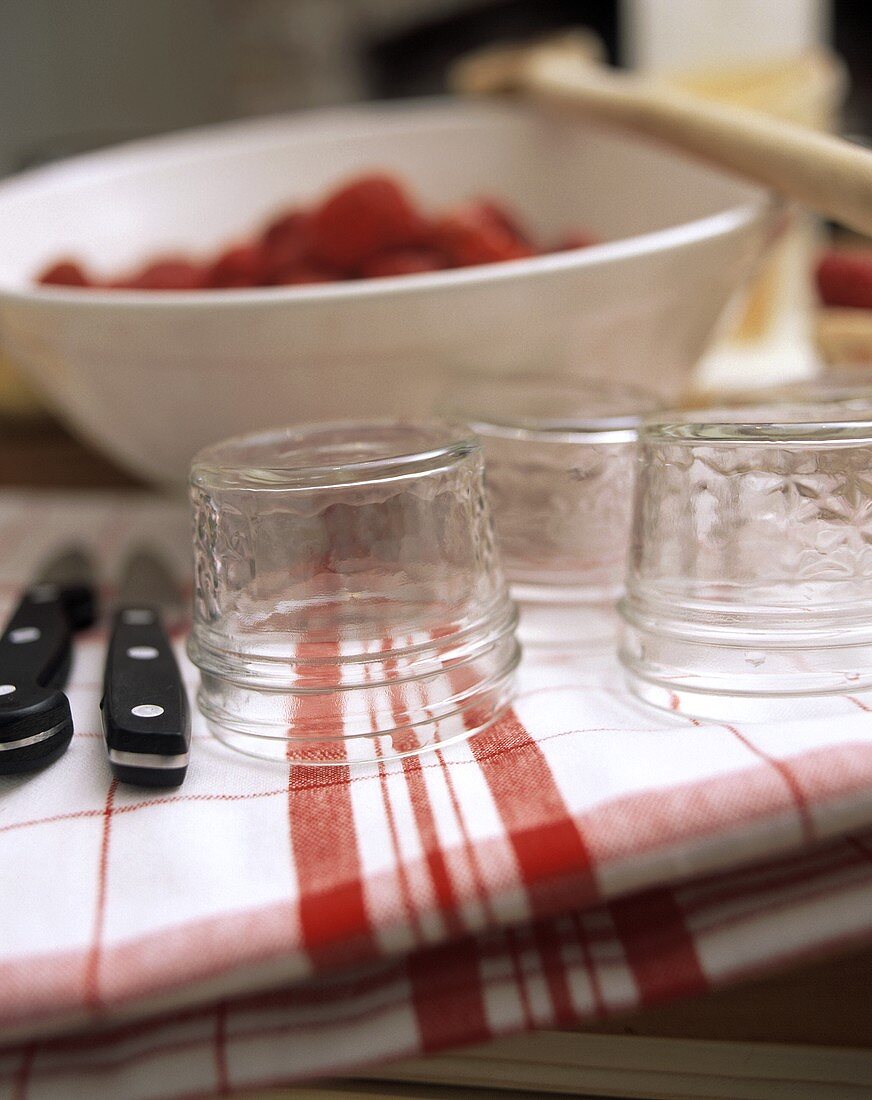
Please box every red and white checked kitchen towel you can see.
[2,491,872,1099]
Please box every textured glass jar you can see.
[443,374,657,645]
[188,421,519,763]
[620,404,872,718]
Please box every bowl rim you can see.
[0,98,782,309]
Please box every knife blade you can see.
[101,549,190,788]
[0,548,97,775]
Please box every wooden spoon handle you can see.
[456,40,872,238]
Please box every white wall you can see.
[0,0,227,176]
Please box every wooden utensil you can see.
[452,32,872,238]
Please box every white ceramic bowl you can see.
[0,99,777,485]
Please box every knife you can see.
[0,548,97,775]
[101,549,190,788]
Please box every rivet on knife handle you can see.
[101,606,190,787]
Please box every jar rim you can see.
[441,372,656,444]
[642,404,872,446]
[190,418,478,490]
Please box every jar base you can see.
[622,662,872,723]
[199,668,517,765]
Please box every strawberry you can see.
[272,264,335,286]
[552,230,599,252]
[474,197,533,245]
[360,248,447,278]
[37,260,91,287]
[310,174,422,269]
[261,209,313,279]
[428,203,534,268]
[816,250,872,310]
[130,258,205,290]
[207,244,268,288]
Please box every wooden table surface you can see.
[0,416,142,489]
[2,418,870,1097]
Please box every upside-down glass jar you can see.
[442,373,659,645]
[188,421,520,764]
[620,403,872,719]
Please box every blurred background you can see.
[0,0,866,172]
[0,0,869,479]
[0,0,867,179]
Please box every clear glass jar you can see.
[442,373,658,645]
[188,420,520,763]
[620,403,872,719]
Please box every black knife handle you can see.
[58,582,97,632]
[0,590,75,689]
[101,606,190,788]
[0,682,73,773]
[0,590,79,775]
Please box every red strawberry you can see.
[261,209,312,278]
[552,230,600,252]
[474,197,533,245]
[208,244,268,288]
[361,248,447,279]
[273,264,335,286]
[37,260,91,287]
[262,209,308,251]
[130,258,205,290]
[310,174,422,269]
[816,250,872,310]
[429,204,534,268]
